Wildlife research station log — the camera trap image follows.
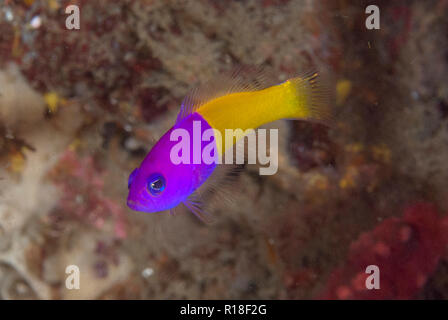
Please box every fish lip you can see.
[127,197,154,213]
[127,198,142,211]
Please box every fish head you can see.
[126,128,191,213]
[127,114,217,213]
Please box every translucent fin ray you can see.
[183,193,215,224]
[289,69,334,125]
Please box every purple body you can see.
[127,113,217,213]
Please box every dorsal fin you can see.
[176,66,272,124]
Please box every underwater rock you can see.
[319,203,448,299]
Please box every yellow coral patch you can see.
[339,166,359,189]
[69,138,82,151]
[371,145,391,163]
[44,92,66,113]
[47,0,60,11]
[345,143,364,153]
[10,151,25,173]
[336,79,352,106]
[308,173,329,191]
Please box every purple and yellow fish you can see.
[127,68,330,221]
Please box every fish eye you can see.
[128,168,139,189]
[147,173,166,196]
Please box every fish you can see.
[126,67,331,222]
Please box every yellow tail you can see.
[199,71,331,130]
[196,70,331,154]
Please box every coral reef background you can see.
[0,0,448,299]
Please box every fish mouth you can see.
[127,198,144,212]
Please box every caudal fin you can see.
[288,70,333,125]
